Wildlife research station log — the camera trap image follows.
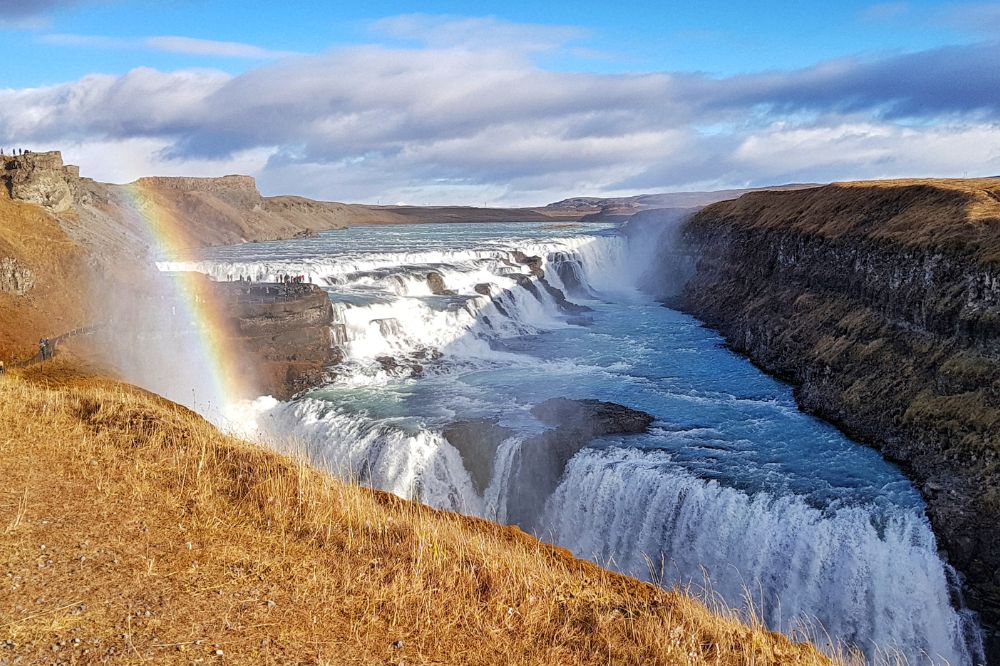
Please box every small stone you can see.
[265,600,276,608]
[213,648,224,656]
[392,640,405,649]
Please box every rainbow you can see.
[120,180,250,414]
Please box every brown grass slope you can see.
[0,363,829,665]
[702,178,1000,264]
[0,196,91,361]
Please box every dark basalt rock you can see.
[677,188,1000,659]
[536,278,592,315]
[411,347,443,361]
[505,399,654,532]
[443,417,515,493]
[509,273,543,301]
[426,271,457,296]
[210,282,335,400]
[530,398,654,435]
[512,250,545,278]
[376,354,429,378]
[474,283,492,296]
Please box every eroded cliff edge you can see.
[210,281,335,400]
[674,179,1000,656]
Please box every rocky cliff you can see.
[1,151,77,213]
[209,282,336,399]
[675,179,1000,658]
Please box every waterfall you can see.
[177,220,984,665]
[246,397,484,516]
[539,446,981,665]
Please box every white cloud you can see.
[939,3,1000,35]
[6,17,1000,205]
[732,121,1000,181]
[370,14,591,52]
[143,36,296,59]
[38,33,295,59]
[43,137,274,184]
[0,0,93,26]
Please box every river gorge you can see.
[160,212,988,665]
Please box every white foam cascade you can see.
[176,219,984,665]
[238,396,484,515]
[157,239,597,288]
[539,447,982,666]
[161,236,606,371]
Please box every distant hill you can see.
[543,184,822,221]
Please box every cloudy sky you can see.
[1,0,998,205]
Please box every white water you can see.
[541,447,976,661]
[164,217,985,665]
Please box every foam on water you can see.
[171,216,985,665]
[540,447,979,663]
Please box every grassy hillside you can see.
[0,362,830,665]
[700,178,1000,264]
[0,196,91,361]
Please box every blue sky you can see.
[1,0,998,204]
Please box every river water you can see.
[161,216,984,664]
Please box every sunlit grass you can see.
[0,361,834,664]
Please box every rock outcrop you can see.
[1,151,78,213]
[512,250,545,278]
[426,271,457,296]
[210,282,335,399]
[443,417,515,493]
[505,398,654,531]
[674,179,1000,658]
[0,257,34,296]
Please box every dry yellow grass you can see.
[698,177,1000,264]
[0,362,834,665]
[0,196,92,361]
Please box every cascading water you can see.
[541,447,978,662]
[161,215,985,665]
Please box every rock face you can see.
[210,282,335,399]
[1,151,77,213]
[426,271,457,296]
[443,417,515,493]
[674,180,1000,658]
[512,250,545,278]
[0,257,34,295]
[505,398,654,531]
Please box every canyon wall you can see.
[210,282,336,399]
[674,179,1000,658]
